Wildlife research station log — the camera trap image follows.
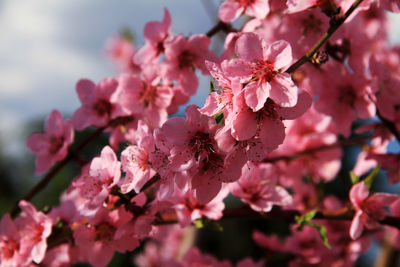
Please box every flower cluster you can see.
[1,1,400,266]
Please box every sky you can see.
[0,1,399,156]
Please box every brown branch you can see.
[377,110,400,143]
[263,135,372,163]
[286,0,365,74]
[206,21,237,37]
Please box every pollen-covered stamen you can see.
[139,82,158,107]
[95,222,116,242]
[93,99,113,117]
[129,147,149,171]
[252,60,278,84]
[188,132,216,161]
[178,50,196,70]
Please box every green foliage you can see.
[295,210,331,249]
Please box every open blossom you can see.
[222,33,298,110]
[71,78,126,130]
[134,8,172,65]
[172,187,229,226]
[163,34,217,96]
[14,201,52,265]
[230,163,292,212]
[73,207,139,267]
[26,109,74,174]
[218,0,270,23]
[349,181,399,240]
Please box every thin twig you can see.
[263,135,371,163]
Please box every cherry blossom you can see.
[26,109,74,174]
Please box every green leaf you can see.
[213,112,224,125]
[194,219,204,228]
[349,171,359,184]
[363,165,379,190]
[295,210,331,249]
[295,209,317,230]
[194,218,223,231]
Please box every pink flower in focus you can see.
[0,213,23,266]
[26,110,74,175]
[349,181,399,240]
[230,163,292,212]
[218,0,270,23]
[222,33,298,110]
[71,78,125,130]
[120,122,157,194]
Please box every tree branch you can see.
[286,0,365,74]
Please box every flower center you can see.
[95,222,116,242]
[93,99,113,117]
[49,136,65,154]
[178,50,196,70]
[252,60,277,84]
[140,83,158,107]
[188,132,215,161]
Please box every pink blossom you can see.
[349,181,399,240]
[14,201,53,264]
[134,8,172,65]
[26,109,74,175]
[120,122,157,194]
[163,34,217,96]
[222,33,298,110]
[105,36,140,74]
[230,163,292,212]
[118,66,173,129]
[218,0,270,23]
[172,187,229,226]
[71,78,126,130]
[0,213,23,266]
[73,207,139,267]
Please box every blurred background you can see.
[0,0,400,266]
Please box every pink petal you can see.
[244,82,270,111]
[269,73,298,107]
[265,40,292,71]
[259,117,285,153]
[218,1,243,23]
[246,0,270,19]
[232,109,257,140]
[195,180,222,204]
[278,90,312,120]
[350,210,364,240]
[221,59,252,81]
[143,8,171,43]
[236,33,264,62]
[76,79,96,105]
[44,110,65,137]
[350,182,369,209]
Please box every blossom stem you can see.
[206,21,237,37]
[10,126,106,217]
[286,0,365,74]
